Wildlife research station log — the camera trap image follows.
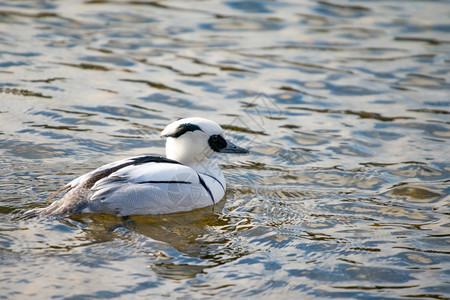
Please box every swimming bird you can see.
[26,117,248,216]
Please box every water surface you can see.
[0,0,449,299]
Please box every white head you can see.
[161,117,248,165]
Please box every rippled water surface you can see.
[1,0,449,299]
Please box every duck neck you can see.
[187,159,224,182]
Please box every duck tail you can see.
[24,185,73,217]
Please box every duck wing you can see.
[86,161,214,216]
[28,156,213,216]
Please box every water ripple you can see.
[1,0,449,299]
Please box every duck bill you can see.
[221,140,249,154]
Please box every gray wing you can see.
[26,156,212,217]
[83,163,213,216]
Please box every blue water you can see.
[0,0,449,299]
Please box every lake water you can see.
[1,0,449,299]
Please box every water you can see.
[1,0,449,299]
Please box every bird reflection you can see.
[68,199,249,280]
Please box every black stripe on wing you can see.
[199,172,225,192]
[130,156,182,165]
[198,175,215,205]
[84,156,182,189]
[137,180,191,184]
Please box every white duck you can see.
[27,117,248,216]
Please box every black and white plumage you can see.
[27,118,248,216]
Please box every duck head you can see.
[161,117,248,165]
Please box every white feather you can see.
[29,118,247,216]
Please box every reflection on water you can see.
[1,0,449,298]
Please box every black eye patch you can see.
[208,135,227,152]
[162,123,202,138]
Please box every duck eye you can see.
[208,135,227,152]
